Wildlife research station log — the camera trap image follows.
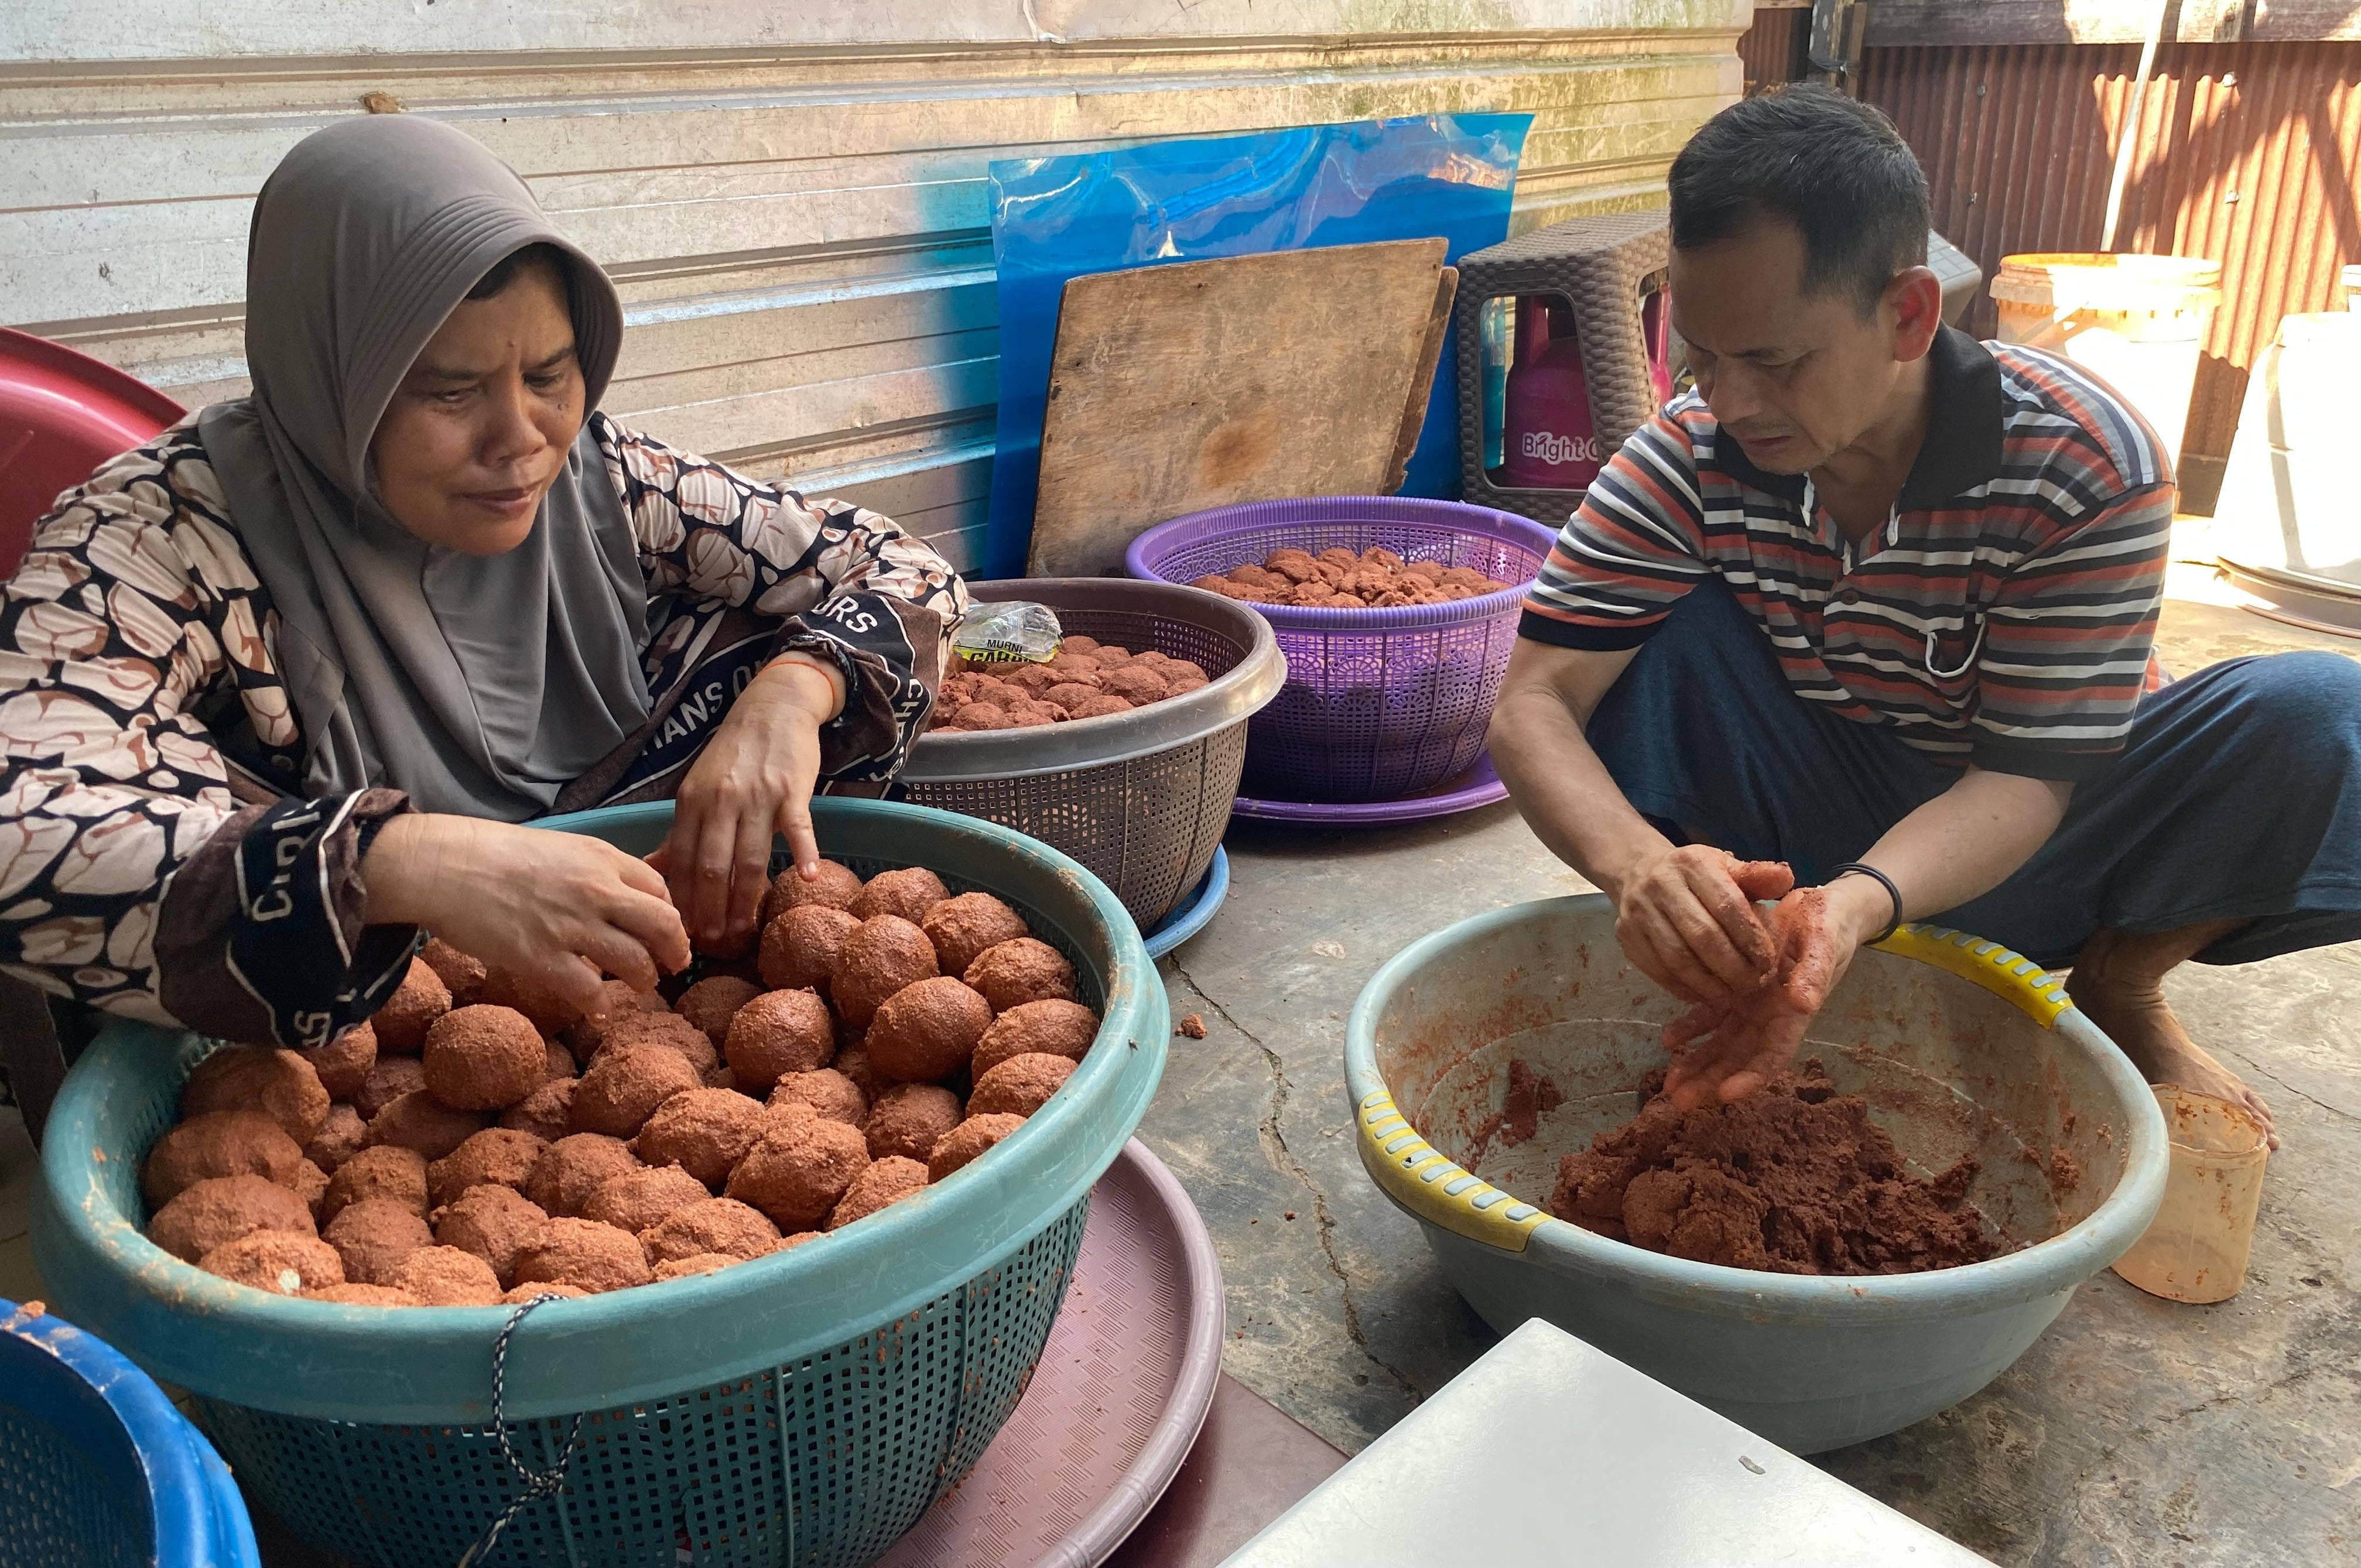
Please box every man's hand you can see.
[1489,630,2073,1112]
[652,653,845,952]
[364,814,691,1015]
[1491,642,1805,1008]
[1612,845,1795,1004]
[1658,874,1894,1110]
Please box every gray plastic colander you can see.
[902,578,1282,933]
[1344,894,2169,1454]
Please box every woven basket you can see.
[1125,497,1558,803]
[30,799,1168,1568]
[902,579,1283,933]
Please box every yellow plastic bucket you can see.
[1990,253,2222,471]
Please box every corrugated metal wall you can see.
[1861,40,2361,510]
[1737,6,1811,95]
[0,2,1749,569]
[1724,12,2359,511]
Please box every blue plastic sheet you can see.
[981,114,1532,579]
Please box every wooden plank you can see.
[1867,0,2360,45]
[1385,266,1459,494]
[1024,240,1448,580]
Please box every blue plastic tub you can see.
[0,1297,258,1568]
[33,797,1168,1567]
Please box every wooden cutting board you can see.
[1025,239,1457,578]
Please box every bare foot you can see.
[2066,970,2278,1150]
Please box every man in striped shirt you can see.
[1491,86,2361,1145]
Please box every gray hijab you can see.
[197,114,651,821]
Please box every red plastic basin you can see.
[0,326,185,577]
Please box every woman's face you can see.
[370,259,584,554]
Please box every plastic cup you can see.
[2110,1086,2269,1303]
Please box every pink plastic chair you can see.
[0,326,186,578]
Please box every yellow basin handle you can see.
[1873,923,2072,1028]
[1354,1090,1551,1252]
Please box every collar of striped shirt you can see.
[1518,325,2176,782]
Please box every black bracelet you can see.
[1826,862,1904,944]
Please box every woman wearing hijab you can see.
[0,115,966,1053]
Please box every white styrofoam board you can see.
[1223,1319,1993,1568]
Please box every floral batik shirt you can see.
[0,411,965,1047]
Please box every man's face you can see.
[1668,221,1906,475]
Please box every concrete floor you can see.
[1131,580,2361,1566]
[2,577,2354,1565]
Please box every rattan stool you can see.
[1454,211,1671,525]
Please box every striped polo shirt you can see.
[1519,326,2173,782]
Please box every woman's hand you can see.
[652,652,846,951]
[363,813,690,1014]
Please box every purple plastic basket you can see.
[1126,497,1560,802]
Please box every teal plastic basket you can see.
[32,799,1169,1567]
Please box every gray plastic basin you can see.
[1345,894,2168,1454]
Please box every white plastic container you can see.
[2110,1086,2270,1305]
[1991,253,2221,471]
[2207,311,2361,582]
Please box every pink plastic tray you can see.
[878,1138,1226,1568]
